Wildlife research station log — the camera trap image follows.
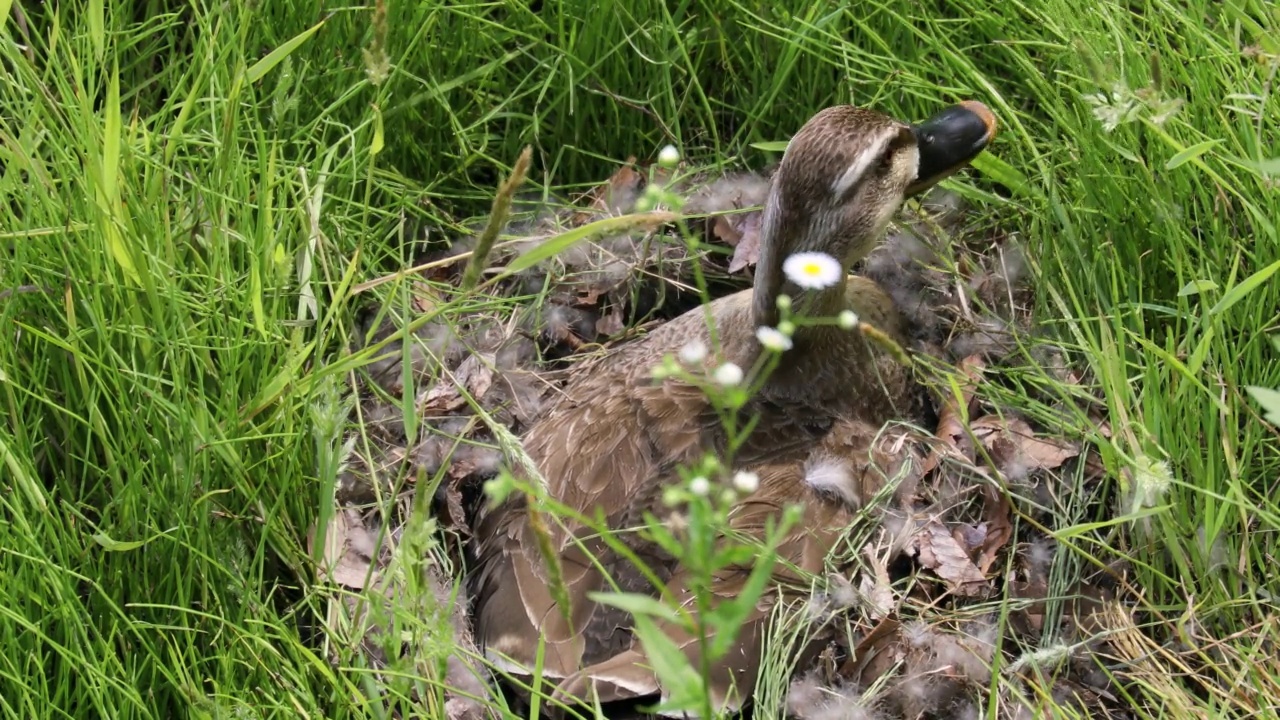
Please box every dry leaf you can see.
[911,520,987,594]
[314,509,383,590]
[843,616,903,685]
[573,284,606,307]
[711,214,743,247]
[422,381,464,412]
[595,310,625,337]
[412,280,442,314]
[442,483,470,536]
[970,414,1080,475]
[924,355,987,474]
[1008,579,1048,636]
[468,362,494,401]
[976,487,1013,574]
[423,355,497,412]
[955,523,989,555]
[726,212,763,273]
[859,543,897,620]
[573,158,645,224]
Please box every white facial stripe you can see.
[830,127,897,198]
[895,143,921,184]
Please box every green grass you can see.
[1,0,1278,717]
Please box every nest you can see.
[311,156,1137,719]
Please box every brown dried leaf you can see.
[573,284,605,307]
[911,520,987,594]
[422,382,464,412]
[442,483,470,536]
[710,214,743,247]
[423,355,496,411]
[976,487,1013,574]
[843,616,903,684]
[859,543,897,620]
[954,523,988,555]
[412,280,442,314]
[726,212,763,273]
[314,509,382,590]
[924,355,986,475]
[469,361,494,401]
[573,158,645,224]
[971,414,1080,474]
[1008,579,1049,636]
[595,310,625,337]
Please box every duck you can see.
[468,100,998,714]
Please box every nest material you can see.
[315,158,1128,719]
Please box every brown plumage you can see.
[470,101,998,713]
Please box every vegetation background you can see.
[0,0,1277,717]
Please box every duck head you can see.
[753,100,997,327]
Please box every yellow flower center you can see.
[803,262,820,276]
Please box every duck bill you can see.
[906,100,998,196]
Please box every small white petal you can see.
[658,144,681,168]
[689,476,711,496]
[755,326,793,352]
[838,310,859,329]
[732,471,759,494]
[713,362,744,386]
[678,340,707,365]
[782,252,842,290]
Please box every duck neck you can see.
[751,189,851,332]
[752,273,849,332]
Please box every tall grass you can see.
[1,0,1276,717]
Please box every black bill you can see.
[906,99,998,196]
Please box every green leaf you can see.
[590,591,681,622]
[246,17,327,84]
[629,613,706,712]
[92,533,149,552]
[969,151,1035,198]
[1177,279,1218,296]
[1246,386,1280,425]
[370,105,385,156]
[1247,157,1280,176]
[241,340,316,422]
[99,63,142,286]
[1209,258,1280,317]
[750,140,791,152]
[1166,139,1222,170]
[499,212,677,278]
[707,552,777,659]
[88,0,104,60]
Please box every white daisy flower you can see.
[678,340,707,365]
[782,252,842,289]
[838,310,859,329]
[732,471,759,494]
[755,326,793,352]
[658,144,681,168]
[713,362,744,386]
[689,476,711,496]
